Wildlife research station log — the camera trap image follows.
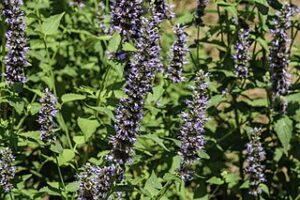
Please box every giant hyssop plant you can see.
[0,0,300,199]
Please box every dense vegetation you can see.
[0,0,300,199]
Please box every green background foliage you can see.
[0,0,300,199]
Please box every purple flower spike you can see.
[233,28,251,79]
[108,18,161,165]
[0,148,16,193]
[167,24,189,83]
[245,128,266,196]
[178,71,209,181]
[2,0,28,85]
[110,0,143,40]
[38,88,58,143]
[269,4,297,112]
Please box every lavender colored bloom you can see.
[195,0,208,25]
[245,128,266,196]
[0,148,16,193]
[178,71,209,181]
[108,18,160,165]
[269,4,296,111]
[110,0,143,40]
[38,88,58,143]
[2,0,28,85]
[150,0,174,23]
[167,25,189,83]
[77,163,117,200]
[233,28,250,78]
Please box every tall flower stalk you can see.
[245,128,266,197]
[167,25,189,83]
[178,71,209,181]
[0,147,16,193]
[38,88,58,143]
[108,18,161,166]
[269,4,296,112]
[2,0,28,85]
[233,28,250,79]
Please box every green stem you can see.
[55,155,67,199]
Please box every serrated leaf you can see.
[144,171,162,197]
[41,12,65,35]
[61,93,86,103]
[274,116,293,153]
[77,117,100,140]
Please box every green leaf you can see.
[177,12,194,24]
[73,136,85,145]
[206,177,224,185]
[107,32,121,52]
[41,12,65,35]
[140,134,170,151]
[85,105,115,120]
[50,143,63,154]
[57,149,75,166]
[77,117,100,140]
[256,37,269,52]
[61,93,86,103]
[122,42,137,51]
[65,182,79,192]
[144,171,162,197]
[222,172,241,188]
[274,116,293,153]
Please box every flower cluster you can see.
[150,0,174,23]
[195,0,208,25]
[77,163,117,200]
[2,0,28,85]
[178,71,209,181]
[38,88,58,143]
[108,18,160,165]
[245,128,266,196]
[69,0,85,9]
[110,0,143,40]
[233,28,251,78]
[167,25,189,83]
[269,4,296,111]
[0,148,16,193]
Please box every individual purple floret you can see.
[269,4,297,111]
[108,18,160,165]
[150,0,174,23]
[178,71,209,181]
[0,148,16,193]
[110,0,143,40]
[195,0,208,25]
[2,0,28,85]
[233,28,251,78]
[245,128,266,197]
[77,163,117,200]
[167,25,189,83]
[38,88,58,143]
